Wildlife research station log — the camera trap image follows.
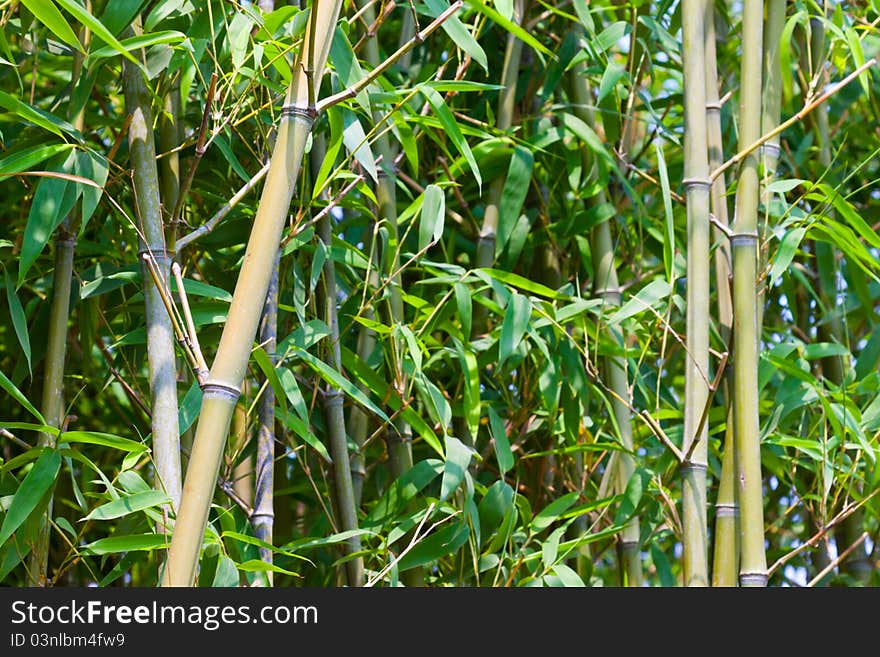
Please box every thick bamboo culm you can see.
[252,256,278,583]
[680,0,712,587]
[472,0,525,337]
[731,0,768,587]
[159,79,183,246]
[162,0,344,586]
[569,32,641,587]
[122,25,183,526]
[311,137,364,586]
[705,3,739,588]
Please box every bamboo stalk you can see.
[570,31,641,587]
[159,77,183,243]
[161,0,344,587]
[804,19,872,585]
[680,0,712,587]
[705,2,739,588]
[123,23,183,530]
[472,0,525,337]
[731,0,767,587]
[252,254,278,584]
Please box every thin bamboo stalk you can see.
[161,0,344,587]
[472,0,525,337]
[731,0,767,587]
[705,2,739,588]
[805,19,871,585]
[359,0,414,478]
[159,77,182,243]
[123,24,183,528]
[309,134,364,586]
[570,32,641,587]
[680,0,712,587]
[252,254,278,583]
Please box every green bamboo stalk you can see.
[123,25,183,531]
[472,0,525,337]
[26,36,89,585]
[680,0,713,587]
[310,135,364,586]
[705,2,739,588]
[731,0,768,587]
[360,0,414,477]
[252,255,278,583]
[161,0,344,587]
[570,31,641,587]
[159,77,183,244]
[805,19,871,585]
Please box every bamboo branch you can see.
[806,532,870,587]
[711,58,876,182]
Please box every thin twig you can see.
[171,262,209,383]
[806,532,869,587]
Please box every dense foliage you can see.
[1,0,878,586]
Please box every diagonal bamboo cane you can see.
[161,0,344,586]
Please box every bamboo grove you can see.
[1,0,879,587]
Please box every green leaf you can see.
[227,12,252,70]
[89,30,187,61]
[597,62,626,104]
[82,533,169,555]
[0,91,79,139]
[82,490,171,521]
[397,520,469,571]
[550,563,585,587]
[454,282,472,338]
[54,0,140,65]
[424,0,488,72]
[417,373,452,429]
[0,447,61,547]
[4,269,32,375]
[497,146,534,257]
[59,431,149,452]
[531,491,579,533]
[655,141,674,283]
[330,26,370,114]
[0,144,74,176]
[440,435,472,501]
[846,27,870,96]
[499,292,530,367]
[613,468,645,526]
[419,85,481,189]
[0,370,46,423]
[478,268,564,299]
[802,343,849,360]
[457,345,481,440]
[596,21,629,52]
[212,554,240,587]
[769,227,806,282]
[20,0,83,53]
[236,559,302,578]
[342,110,377,183]
[465,0,553,57]
[488,406,514,474]
[291,347,390,425]
[253,347,288,417]
[608,279,671,325]
[418,184,446,252]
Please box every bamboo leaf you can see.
[497,146,534,257]
[418,184,446,252]
[0,447,61,547]
[89,30,187,61]
[487,406,514,474]
[0,91,79,139]
[464,0,552,57]
[769,227,806,282]
[82,490,171,521]
[655,141,675,283]
[456,344,481,440]
[397,520,469,571]
[20,0,83,53]
[253,347,288,418]
[477,268,564,299]
[82,533,169,554]
[499,292,530,367]
[330,26,370,114]
[607,279,671,325]
[440,435,472,501]
[0,144,74,176]
[212,554,240,587]
[342,110,377,183]
[845,27,870,96]
[424,0,488,72]
[531,491,579,533]
[55,0,140,65]
[236,559,302,578]
[419,85,482,189]
[59,431,149,452]
[550,563,585,587]
[0,370,46,423]
[4,269,32,375]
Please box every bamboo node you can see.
[323,388,344,407]
[739,572,768,586]
[715,503,738,517]
[705,100,723,112]
[682,177,711,190]
[202,381,241,401]
[759,142,781,159]
[138,246,174,259]
[281,104,317,121]
[679,462,708,473]
[729,231,759,247]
